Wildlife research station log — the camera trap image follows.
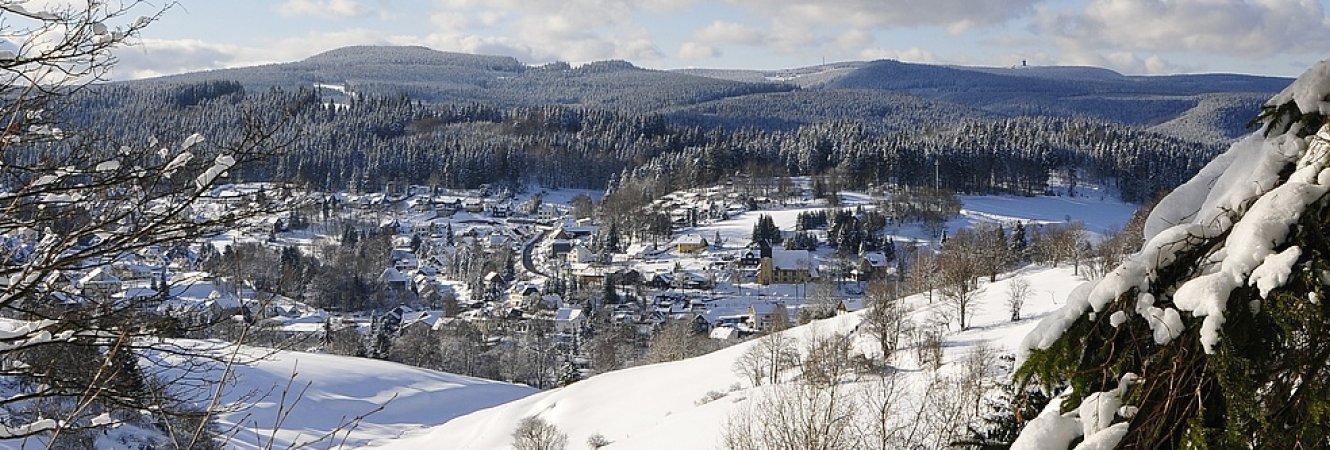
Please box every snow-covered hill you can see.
[221,349,538,449]
[151,345,539,450]
[0,343,537,450]
[370,266,1090,450]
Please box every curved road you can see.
[521,228,551,277]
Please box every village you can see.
[9,173,1123,386]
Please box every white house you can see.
[567,244,597,264]
[554,307,587,335]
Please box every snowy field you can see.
[207,349,536,449]
[192,347,536,450]
[0,343,536,450]
[690,192,1138,249]
[371,265,1091,450]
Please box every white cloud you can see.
[678,41,719,60]
[858,47,939,64]
[1036,0,1330,57]
[111,38,243,79]
[109,29,418,80]
[727,0,1039,30]
[423,0,672,64]
[693,21,766,46]
[1054,47,1185,75]
[276,0,370,19]
[835,29,874,51]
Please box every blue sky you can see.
[106,0,1330,79]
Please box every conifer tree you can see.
[1011,61,1330,449]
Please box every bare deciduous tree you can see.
[643,320,712,364]
[586,432,611,449]
[862,280,908,363]
[800,330,853,388]
[1006,276,1031,321]
[512,415,568,450]
[721,380,858,450]
[0,1,289,444]
[939,230,982,330]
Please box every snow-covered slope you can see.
[169,345,538,450]
[372,266,1090,450]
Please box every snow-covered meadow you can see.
[369,265,1090,449]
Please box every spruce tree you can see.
[1011,61,1330,449]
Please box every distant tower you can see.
[1022,59,1027,67]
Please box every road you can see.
[521,228,551,277]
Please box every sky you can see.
[101,0,1330,80]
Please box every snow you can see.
[1171,174,1326,352]
[152,342,538,450]
[1030,122,1330,355]
[958,194,1136,236]
[1078,391,1121,438]
[371,266,1090,450]
[689,190,1136,252]
[182,133,205,151]
[1072,423,1129,450]
[1010,390,1082,450]
[1266,59,1330,117]
[1011,379,1133,450]
[1108,311,1126,328]
[1250,246,1301,298]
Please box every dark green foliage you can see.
[58,77,1223,205]
[752,214,781,244]
[1015,113,1330,448]
[795,210,828,231]
[785,231,818,251]
[957,372,1056,449]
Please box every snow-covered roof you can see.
[770,249,814,271]
[676,234,707,245]
[709,326,739,340]
[862,251,888,267]
[78,266,121,286]
[749,302,786,316]
[555,307,584,322]
[380,268,408,283]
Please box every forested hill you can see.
[65,83,1217,205]
[130,45,797,114]
[53,45,1289,204]
[126,45,1290,142]
[677,59,1288,140]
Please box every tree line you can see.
[50,81,1221,208]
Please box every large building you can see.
[754,241,817,285]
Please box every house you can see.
[709,326,740,341]
[379,268,410,291]
[399,310,446,334]
[756,246,817,285]
[836,297,866,315]
[536,204,562,221]
[646,272,674,289]
[737,246,763,268]
[678,271,713,290]
[463,197,485,213]
[748,302,790,331]
[78,267,123,300]
[853,251,890,281]
[605,267,642,287]
[571,263,606,286]
[554,307,587,335]
[567,244,597,265]
[676,234,709,254]
[548,238,573,257]
[390,248,419,271]
[379,218,402,234]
